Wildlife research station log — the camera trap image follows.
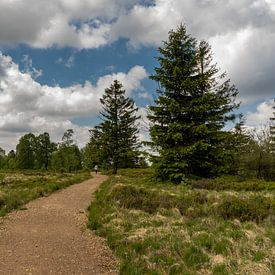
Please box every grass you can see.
[0,170,91,217]
[88,168,275,274]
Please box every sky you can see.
[0,0,275,152]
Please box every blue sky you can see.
[0,0,275,151]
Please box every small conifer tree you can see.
[90,80,140,174]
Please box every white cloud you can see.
[0,52,147,151]
[137,106,151,141]
[0,0,273,50]
[0,0,138,49]
[246,100,274,127]
[0,0,274,104]
[110,0,182,48]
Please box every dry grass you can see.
[0,170,91,216]
[88,168,275,274]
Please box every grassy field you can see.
[88,169,275,274]
[0,170,91,217]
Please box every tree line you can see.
[0,130,82,172]
[1,24,275,181]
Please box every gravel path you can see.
[0,173,118,275]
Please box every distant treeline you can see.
[0,130,81,172]
[0,126,147,172]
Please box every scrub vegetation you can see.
[88,169,275,274]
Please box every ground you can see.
[0,173,118,274]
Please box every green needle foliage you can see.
[89,80,140,174]
[148,24,239,183]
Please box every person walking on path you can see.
[94,165,98,174]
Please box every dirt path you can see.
[0,173,118,275]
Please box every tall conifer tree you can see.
[149,25,239,183]
[91,80,140,174]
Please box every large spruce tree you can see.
[149,25,239,183]
[90,80,140,174]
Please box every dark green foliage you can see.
[82,129,105,170]
[15,133,36,169]
[0,130,83,172]
[35,132,56,170]
[110,184,210,219]
[5,132,56,170]
[148,25,239,183]
[51,130,82,172]
[218,196,272,223]
[88,80,140,174]
[192,176,275,191]
[232,124,275,180]
[5,150,16,169]
[110,185,176,213]
[0,147,6,169]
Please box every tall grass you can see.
[88,168,275,274]
[0,170,91,217]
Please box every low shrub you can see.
[110,184,211,220]
[88,169,275,274]
[218,196,272,222]
[192,177,275,191]
[110,185,176,214]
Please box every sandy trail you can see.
[0,173,118,275]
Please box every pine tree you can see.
[91,80,140,174]
[149,25,239,183]
[82,129,105,169]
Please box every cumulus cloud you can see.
[0,0,139,49]
[0,52,147,151]
[246,100,274,127]
[0,1,274,104]
[0,1,273,49]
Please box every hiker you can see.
[94,165,98,174]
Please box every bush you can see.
[110,185,210,219]
[110,185,175,214]
[218,196,272,223]
[192,177,275,191]
[177,190,208,218]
